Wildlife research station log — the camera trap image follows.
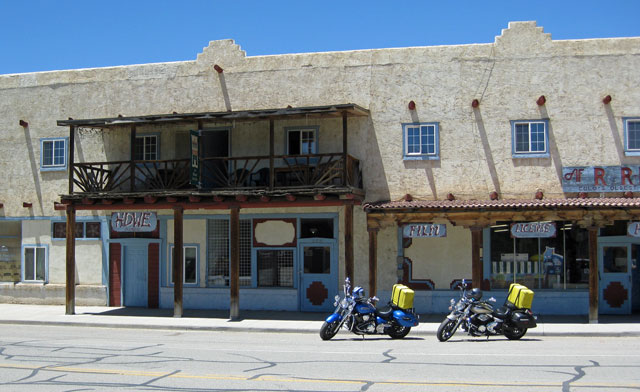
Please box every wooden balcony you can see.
[70,153,362,197]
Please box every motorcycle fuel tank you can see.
[355,303,375,314]
[470,303,493,314]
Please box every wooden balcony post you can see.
[342,112,348,185]
[68,126,75,194]
[344,204,354,284]
[65,206,76,315]
[269,119,275,190]
[129,126,136,192]
[230,206,240,320]
[588,227,599,323]
[173,206,184,317]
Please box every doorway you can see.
[598,238,638,314]
[299,239,337,312]
[200,129,229,188]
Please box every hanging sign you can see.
[562,165,640,192]
[189,130,200,187]
[510,222,556,238]
[403,223,447,238]
[628,222,640,237]
[111,212,157,232]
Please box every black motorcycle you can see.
[437,279,537,342]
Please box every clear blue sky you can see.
[1,0,639,75]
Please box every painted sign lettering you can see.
[510,222,556,238]
[628,222,640,238]
[111,212,157,232]
[402,224,447,238]
[562,166,640,192]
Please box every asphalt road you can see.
[0,324,638,391]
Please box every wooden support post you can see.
[173,207,184,317]
[65,206,76,315]
[230,206,240,320]
[368,227,378,297]
[588,227,599,323]
[342,112,348,185]
[471,227,483,289]
[269,119,275,190]
[68,126,75,194]
[344,204,354,284]
[129,126,136,192]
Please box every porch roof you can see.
[57,103,370,129]
[363,197,640,213]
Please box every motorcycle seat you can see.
[493,306,511,319]
[377,307,394,320]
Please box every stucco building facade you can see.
[1,21,639,319]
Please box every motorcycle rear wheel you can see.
[320,320,340,340]
[387,325,411,339]
[504,326,527,340]
[436,319,457,342]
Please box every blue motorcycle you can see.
[320,278,419,340]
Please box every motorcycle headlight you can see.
[340,298,349,308]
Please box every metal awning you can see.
[57,103,370,129]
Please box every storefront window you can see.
[0,222,21,283]
[489,221,589,290]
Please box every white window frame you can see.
[134,134,159,161]
[22,244,48,282]
[511,120,550,158]
[624,118,640,156]
[285,126,318,155]
[402,122,440,160]
[169,244,199,286]
[40,137,68,171]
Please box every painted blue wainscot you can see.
[159,287,299,311]
[377,290,589,316]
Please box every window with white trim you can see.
[134,134,158,161]
[23,245,46,282]
[511,120,549,157]
[402,123,439,160]
[169,245,198,285]
[40,138,67,171]
[286,127,317,155]
[624,118,640,156]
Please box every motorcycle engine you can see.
[469,314,499,336]
[352,313,376,334]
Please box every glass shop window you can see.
[0,222,21,283]
[489,221,590,290]
[300,218,334,239]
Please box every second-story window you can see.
[624,118,640,156]
[40,138,68,171]
[286,127,317,155]
[134,134,158,161]
[403,122,440,160]
[511,120,549,157]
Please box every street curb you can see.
[1,319,639,337]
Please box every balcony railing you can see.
[70,153,362,194]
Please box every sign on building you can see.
[562,166,640,192]
[111,212,158,232]
[510,222,557,238]
[402,223,447,238]
[628,222,640,237]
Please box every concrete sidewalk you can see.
[0,304,638,337]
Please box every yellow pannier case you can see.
[391,284,415,309]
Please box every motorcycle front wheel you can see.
[436,319,458,342]
[504,326,527,340]
[319,320,341,340]
[387,325,411,339]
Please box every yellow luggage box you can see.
[507,283,534,309]
[391,284,414,309]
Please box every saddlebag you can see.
[391,284,415,309]
[511,311,537,328]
